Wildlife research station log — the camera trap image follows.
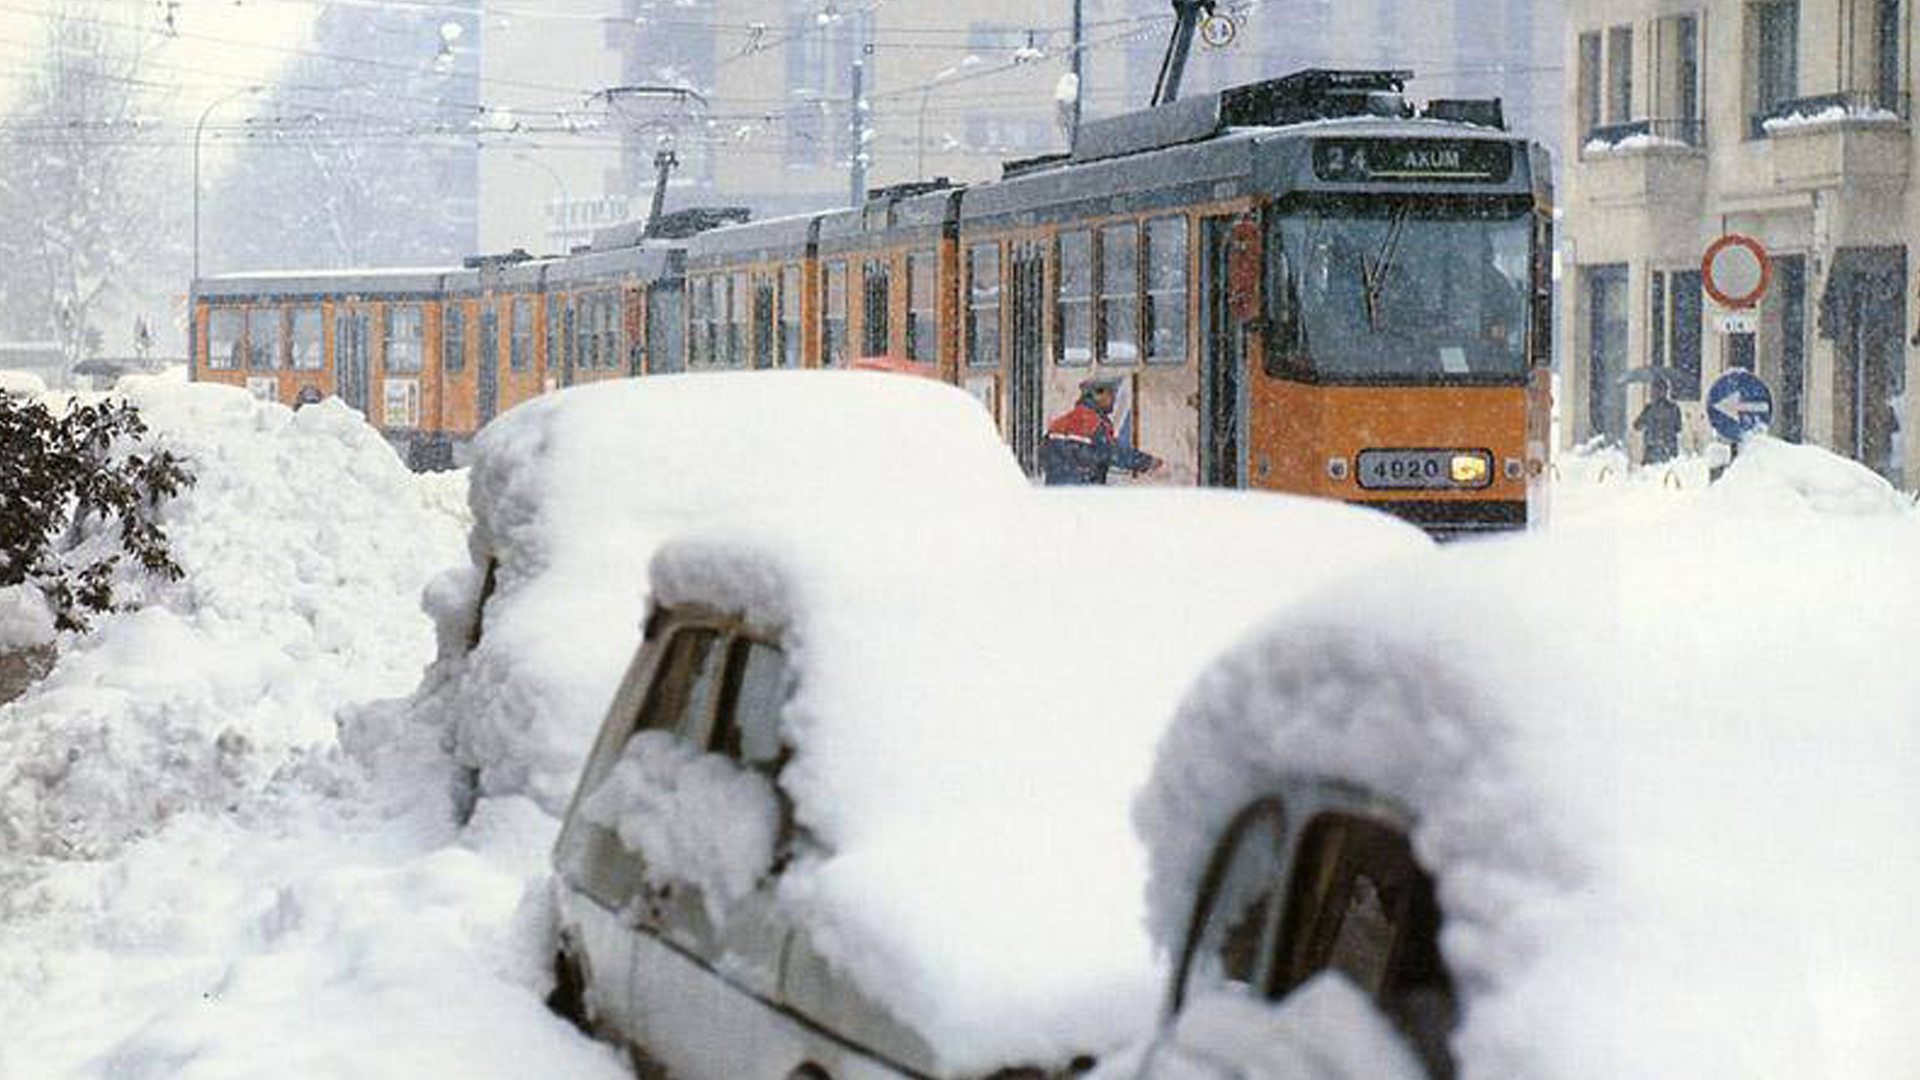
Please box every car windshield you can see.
[1271,199,1531,380]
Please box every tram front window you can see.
[1269,199,1531,380]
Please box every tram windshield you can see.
[1269,198,1532,380]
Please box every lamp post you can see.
[192,84,263,282]
[512,151,572,251]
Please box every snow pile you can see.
[1136,975,1427,1080]
[1763,103,1901,133]
[0,370,49,396]
[645,489,1430,1073]
[358,370,1028,816]
[0,585,56,651]
[0,378,470,859]
[576,730,782,922]
[1703,434,1915,516]
[1138,443,1920,1080]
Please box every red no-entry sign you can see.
[1702,234,1772,309]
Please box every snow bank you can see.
[0,378,470,859]
[646,489,1430,1074]
[1138,442,1920,1080]
[360,370,1028,816]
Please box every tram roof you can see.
[193,266,460,301]
[544,240,683,287]
[685,209,820,268]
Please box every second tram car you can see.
[190,69,1553,535]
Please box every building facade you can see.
[1563,0,1914,486]
[480,0,1558,257]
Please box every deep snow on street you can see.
[0,378,1914,1080]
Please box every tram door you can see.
[1008,240,1047,473]
[1200,214,1257,487]
[334,310,370,415]
[477,306,499,425]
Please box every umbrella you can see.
[1617,366,1674,387]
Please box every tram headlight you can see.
[1325,456,1350,481]
[1449,454,1490,485]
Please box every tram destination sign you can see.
[1312,138,1515,184]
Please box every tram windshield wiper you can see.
[1360,206,1410,332]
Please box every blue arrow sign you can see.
[1706,369,1774,441]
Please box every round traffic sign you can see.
[1199,14,1237,48]
[1702,234,1771,309]
[1706,368,1773,441]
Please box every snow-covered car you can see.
[376,370,1029,817]
[1128,456,1920,1080]
[547,488,1432,1080]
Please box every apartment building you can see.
[480,1,1558,258]
[1563,0,1913,485]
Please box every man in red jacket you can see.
[1041,376,1162,485]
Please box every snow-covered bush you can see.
[0,391,194,632]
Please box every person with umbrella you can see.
[1632,372,1682,465]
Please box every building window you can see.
[823,261,849,367]
[1099,222,1139,365]
[1752,0,1799,133]
[907,251,937,364]
[862,257,891,358]
[208,308,243,370]
[966,242,1001,369]
[510,297,532,371]
[779,265,801,368]
[1145,216,1188,365]
[1577,31,1603,140]
[443,302,465,372]
[1655,14,1702,143]
[1651,269,1704,400]
[1877,0,1903,110]
[384,305,424,373]
[1606,25,1634,124]
[246,307,280,371]
[289,307,324,370]
[1057,230,1092,366]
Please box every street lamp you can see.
[917,56,978,179]
[192,84,263,282]
[511,151,572,252]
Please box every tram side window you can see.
[862,258,891,358]
[545,296,566,378]
[967,243,1002,369]
[208,309,244,370]
[1099,223,1139,365]
[1057,230,1092,366]
[510,297,533,371]
[779,265,801,368]
[730,271,751,368]
[289,307,324,370]
[443,302,467,373]
[907,251,937,364]
[1145,216,1189,365]
[823,261,849,367]
[603,292,623,370]
[695,274,718,367]
[384,305,424,373]
[246,307,280,371]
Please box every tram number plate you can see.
[1356,449,1488,490]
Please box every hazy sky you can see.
[0,0,317,118]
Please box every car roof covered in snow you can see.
[643,488,1432,1074]
[1135,439,1920,1080]
[439,371,1027,815]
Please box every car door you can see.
[552,620,728,1043]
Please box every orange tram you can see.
[191,70,1554,536]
